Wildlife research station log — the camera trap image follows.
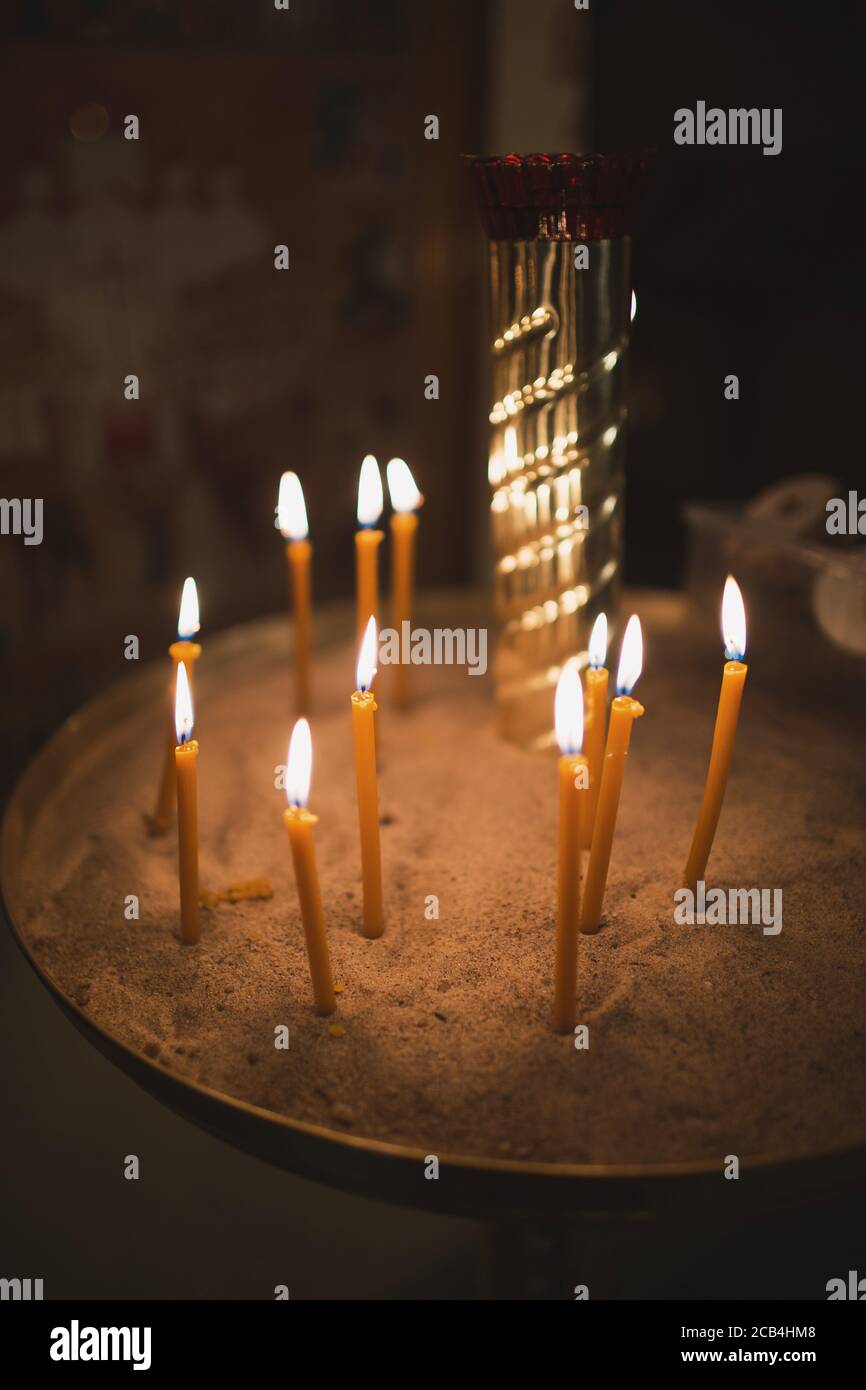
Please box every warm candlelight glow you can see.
[286,717,313,809]
[583,614,610,850]
[279,473,313,714]
[277,471,309,542]
[351,615,384,938]
[683,576,750,891]
[581,614,646,934]
[387,459,423,707]
[174,662,194,745]
[282,718,336,1015]
[554,659,584,756]
[355,460,384,645]
[616,614,643,695]
[356,615,378,693]
[588,612,608,669]
[722,575,747,661]
[386,458,422,513]
[178,577,200,641]
[357,455,384,528]
[151,579,202,834]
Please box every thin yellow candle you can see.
[174,661,200,945]
[277,471,312,715]
[282,718,336,1016]
[684,576,748,891]
[152,577,201,835]
[582,612,609,849]
[581,615,645,935]
[386,457,423,708]
[552,659,589,1034]
[352,615,384,938]
[355,454,384,645]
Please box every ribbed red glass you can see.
[467,152,649,241]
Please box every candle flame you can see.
[722,574,747,661]
[286,717,313,808]
[588,611,608,669]
[277,470,308,541]
[554,658,584,756]
[616,614,643,695]
[357,455,384,528]
[386,457,422,513]
[177,577,200,640]
[356,615,378,692]
[174,661,194,744]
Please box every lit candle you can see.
[151,577,201,835]
[351,616,384,938]
[174,661,200,944]
[277,471,312,715]
[355,455,384,645]
[283,718,336,1016]
[683,577,748,891]
[552,659,589,1034]
[580,615,645,935]
[386,457,423,708]
[582,612,609,849]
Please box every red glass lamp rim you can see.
[465,150,652,242]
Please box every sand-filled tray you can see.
[4,593,866,1218]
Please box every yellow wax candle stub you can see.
[683,660,748,890]
[200,879,274,909]
[175,738,200,945]
[351,688,385,938]
[286,539,312,716]
[355,529,383,644]
[151,640,201,835]
[580,696,644,936]
[552,752,588,1033]
[284,806,336,1017]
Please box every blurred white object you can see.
[744,474,839,539]
[813,556,866,656]
[684,475,866,668]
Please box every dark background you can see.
[1,0,862,1299]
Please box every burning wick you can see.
[683,577,748,891]
[355,456,384,645]
[277,471,313,715]
[282,718,336,1016]
[351,616,384,937]
[151,577,201,835]
[386,457,423,709]
[580,615,645,934]
[583,611,610,849]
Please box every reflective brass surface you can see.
[487,238,630,745]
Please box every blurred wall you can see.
[0,0,486,790]
[594,0,860,586]
[3,2,857,785]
